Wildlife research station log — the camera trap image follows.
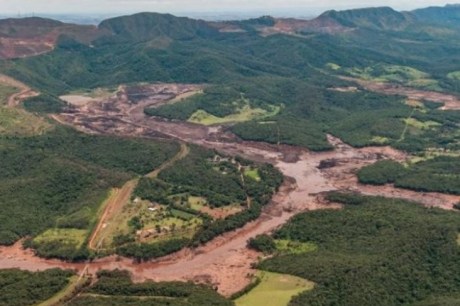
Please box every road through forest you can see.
[0,80,459,297]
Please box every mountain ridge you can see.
[1,4,460,59]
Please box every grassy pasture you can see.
[344,64,442,90]
[100,197,202,247]
[188,104,280,126]
[0,107,52,136]
[188,196,207,210]
[33,229,88,249]
[371,136,390,145]
[171,209,196,221]
[244,168,261,181]
[274,239,317,255]
[403,118,441,130]
[447,71,460,80]
[130,203,203,244]
[235,271,314,306]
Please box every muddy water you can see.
[0,141,335,295]
[1,86,459,296]
[1,134,457,296]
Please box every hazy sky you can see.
[0,0,456,16]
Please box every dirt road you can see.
[1,134,457,296]
[88,180,138,251]
[146,143,189,178]
[89,142,190,251]
[1,82,458,297]
[0,74,39,107]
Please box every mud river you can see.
[1,84,459,296]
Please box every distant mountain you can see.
[0,17,105,59]
[0,17,64,38]
[2,5,460,60]
[97,12,219,44]
[412,4,460,27]
[318,7,413,30]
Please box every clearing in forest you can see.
[235,271,314,306]
[188,104,280,126]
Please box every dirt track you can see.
[0,82,459,296]
[0,74,39,107]
[88,180,138,251]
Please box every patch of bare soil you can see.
[0,23,106,59]
[1,82,458,297]
[342,77,460,110]
[0,74,39,107]
[329,86,359,93]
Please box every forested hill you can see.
[317,7,414,30]
[412,4,460,27]
[97,12,219,44]
[1,5,460,59]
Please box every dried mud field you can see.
[1,82,459,297]
[342,76,460,110]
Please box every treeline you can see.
[192,203,262,246]
[231,116,333,151]
[116,238,190,262]
[23,93,67,113]
[145,86,246,120]
[158,146,247,206]
[126,147,283,260]
[259,193,460,306]
[68,269,233,306]
[0,126,179,259]
[24,238,91,262]
[2,11,460,153]
[191,163,282,246]
[358,157,460,194]
[0,269,73,306]
[247,234,277,254]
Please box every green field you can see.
[343,64,442,91]
[235,271,314,306]
[33,228,88,249]
[188,105,280,126]
[403,118,441,130]
[274,239,317,255]
[0,106,52,136]
[447,71,460,80]
[122,147,282,258]
[188,196,207,210]
[244,168,261,181]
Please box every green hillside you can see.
[259,193,460,306]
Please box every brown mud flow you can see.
[341,76,460,110]
[1,82,458,296]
